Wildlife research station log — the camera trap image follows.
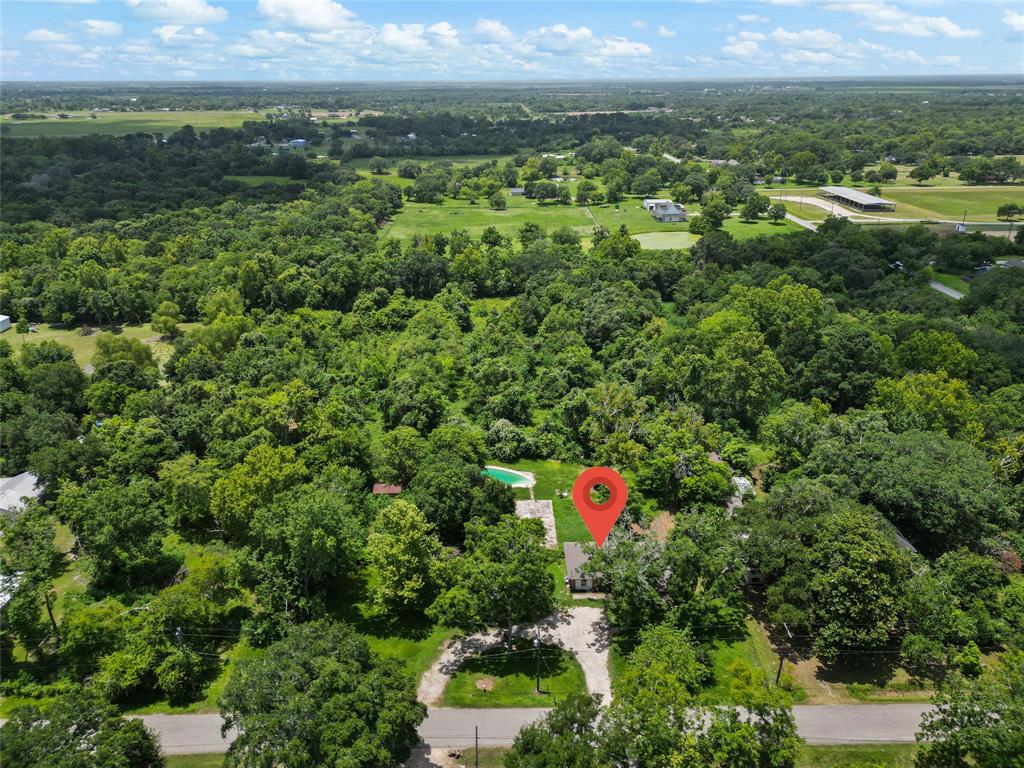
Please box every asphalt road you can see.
[137,704,932,754]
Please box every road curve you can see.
[136,703,932,754]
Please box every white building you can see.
[0,315,10,333]
[0,472,41,522]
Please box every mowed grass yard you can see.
[1,111,259,137]
[9,322,200,368]
[441,640,586,707]
[382,194,595,239]
[877,186,1024,222]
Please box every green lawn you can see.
[723,217,801,239]
[382,195,594,239]
[929,270,971,295]
[798,743,917,767]
[498,459,590,543]
[10,322,200,369]
[440,640,586,707]
[701,619,805,704]
[633,231,700,250]
[165,756,224,768]
[1,111,258,138]
[223,175,302,186]
[862,186,1024,222]
[768,200,827,223]
[588,199,697,234]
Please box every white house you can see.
[0,315,10,333]
[644,199,687,223]
[287,138,307,148]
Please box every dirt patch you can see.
[648,511,675,543]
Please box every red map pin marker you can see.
[572,466,628,548]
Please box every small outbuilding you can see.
[509,187,525,196]
[372,483,403,495]
[0,315,10,333]
[287,138,307,148]
[564,542,600,592]
[817,186,896,212]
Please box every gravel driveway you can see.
[417,606,610,706]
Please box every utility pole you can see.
[533,636,541,693]
[475,725,479,768]
[776,622,793,686]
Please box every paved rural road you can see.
[929,280,965,300]
[137,703,933,754]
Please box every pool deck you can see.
[514,499,557,548]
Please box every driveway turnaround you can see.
[135,703,932,754]
[418,606,611,705]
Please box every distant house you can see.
[0,472,41,522]
[644,198,687,223]
[509,187,525,196]
[372,483,403,495]
[0,315,10,333]
[564,542,600,592]
[287,138,307,148]
[406,132,417,140]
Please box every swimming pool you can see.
[482,465,536,488]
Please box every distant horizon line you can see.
[2,74,1023,87]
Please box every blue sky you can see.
[1,0,1022,81]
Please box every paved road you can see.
[138,703,932,754]
[929,280,965,300]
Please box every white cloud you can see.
[24,28,71,43]
[722,38,760,59]
[154,24,183,42]
[769,27,842,49]
[738,30,767,41]
[83,19,123,37]
[257,0,354,30]
[529,24,594,53]
[474,18,514,43]
[656,25,677,39]
[738,14,768,23]
[378,23,429,53]
[153,24,217,44]
[937,54,960,65]
[1004,10,1024,33]
[780,49,837,64]
[631,20,647,30]
[823,2,980,38]
[125,0,228,24]
[427,21,459,48]
[175,68,197,76]
[600,37,652,57]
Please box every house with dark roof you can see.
[564,542,601,592]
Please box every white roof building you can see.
[0,472,41,520]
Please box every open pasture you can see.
[1,110,259,137]
[381,194,594,239]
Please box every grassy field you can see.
[383,195,594,239]
[440,640,586,707]
[498,459,590,543]
[772,200,827,222]
[9,322,200,368]
[929,270,971,294]
[165,744,916,768]
[701,619,804,704]
[223,175,301,186]
[588,200,698,234]
[1,111,258,138]
[166,756,224,768]
[633,231,700,249]
[879,186,1024,222]
[798,743,917,767]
